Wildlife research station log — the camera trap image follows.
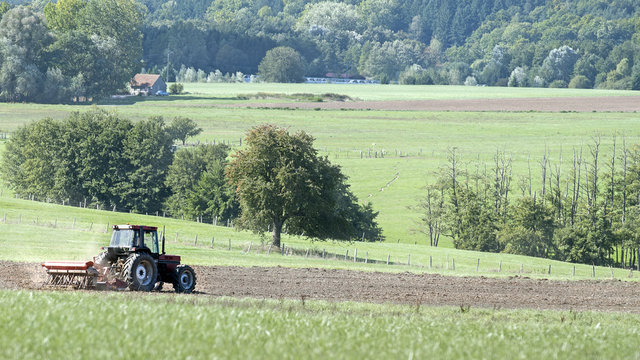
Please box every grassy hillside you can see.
[1,196,635,281]
[2,84,640,245]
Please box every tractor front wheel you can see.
[123,253,158,291]
[172,265,196,293]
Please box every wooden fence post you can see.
[452,258,455,270]
[345,250,349,260]
[520,264,523,273]
[211,237,215,248]
[592,264,595,277]
[247,242,252,253]
[499,260,502,272]
[194,234,198,246]
[267,244,272,255]
[548,264,551,275]
[387,255,390,265]
[228,239,231,251]
[476,258,479,272]
[354,248,357,262]
[429,256,432,269]
[365,252,368,264]
[322,248,325,259]
[572,265,575,277]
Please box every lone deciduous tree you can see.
[168,116,202,145]
[257,47,305,83]
[227,124,381,247]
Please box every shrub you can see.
[568,75,591,89]
[169,83,184,94]
[549,80,567,88]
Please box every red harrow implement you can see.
[42,261,98,289]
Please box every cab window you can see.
[144,230,159,253]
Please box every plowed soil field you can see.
[233,96,640,112]
[3,261,640,312]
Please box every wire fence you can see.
[1,211,634,280]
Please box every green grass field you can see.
[181,82,640,101]
[2,84,640,245]
[2,84,640,359]
[1,290,639,359]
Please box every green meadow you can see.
[2,84,640,360]
[1,290,639,360]
[2,84,640,245]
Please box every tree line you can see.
[137,0,640,88]
[0,109,383,245]
[0,1,142,102]
[420,139,640,268]
[3,0,640,103]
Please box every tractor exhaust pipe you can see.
[162,225,166,255]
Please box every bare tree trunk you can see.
[527,154,532,197]
[540,149,548,204]
[621,137,628,267]
[610,136,616,264]
[448,148,461,240]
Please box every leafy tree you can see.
[77,0,144,97]
[508,67,528,87]
[0,117,62,199]
[165,144,238,222]
[0,6,52,102]
[296,1,362,36]
[258,46,305,83]
[1,109,176,213]
[498,196,557,258]
[539,45,579,84]
[0,2,11,19]
[167,116,202,145]
[360,40,425,81]
[227,124,382,246]
[451,188,502,252]
[119,116,174,213]
[43,0,86,32]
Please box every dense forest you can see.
[2,0,640,96]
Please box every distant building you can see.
[130,74,167,95]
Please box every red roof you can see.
[131,74,162,87]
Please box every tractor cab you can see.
[108,225,160,257]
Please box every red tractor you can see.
[42,225,196,293]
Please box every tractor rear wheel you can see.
[172,265,196,293]
[123,253,158,291]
